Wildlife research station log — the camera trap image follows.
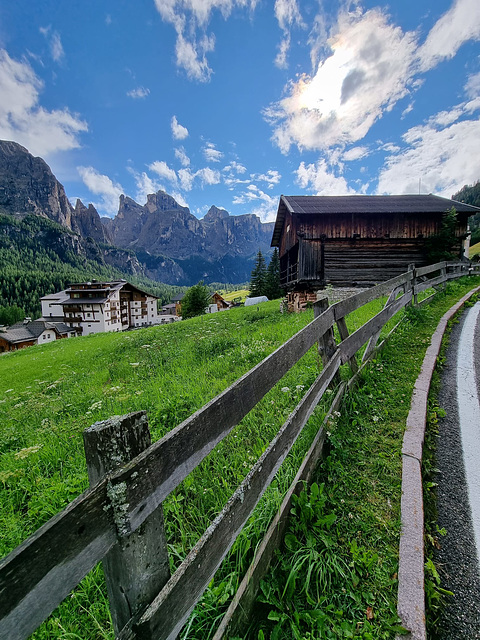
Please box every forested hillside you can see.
[453,181,480,244]
[0,214,183,319]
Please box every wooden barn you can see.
[271,194,478,292]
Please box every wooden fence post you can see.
[314,297,340,382]
[407,263,417,305]
[83,411,170,636]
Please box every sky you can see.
[0,0,479,222]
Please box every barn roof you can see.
[271,194,480,246]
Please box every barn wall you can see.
[322,239,427,286]
[298,212,441,240]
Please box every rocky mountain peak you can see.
[0,139,75,231]
[203,205,229,222]
[74,199,111,244]
[145,190,189,214]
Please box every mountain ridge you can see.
[0,139,274,285]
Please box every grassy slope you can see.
[469,241,480,258]
[1,278,479,639]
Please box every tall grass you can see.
[1,278,478,638]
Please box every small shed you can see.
[271,194,479,290]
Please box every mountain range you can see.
[0,140,275,285]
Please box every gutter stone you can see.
[397,285,480,639]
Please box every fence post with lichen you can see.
[83,411,170,636]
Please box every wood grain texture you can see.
[84,413,170,635]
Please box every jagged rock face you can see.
[0,140,77,231]
[108,190,274,261]
[74,199,112,244]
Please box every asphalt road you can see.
[434,300,480,639]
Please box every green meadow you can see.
[1,277,479,639]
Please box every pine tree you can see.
[250,250,267,297]
[181,281,212,319]
[265,248,283,300]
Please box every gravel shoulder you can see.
[434,302,480,639]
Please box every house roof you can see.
[271,194,480,246]
[41,280,158,303]
[0,320,75,344]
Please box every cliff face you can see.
[0,140,76,230]
[0,141,111,243]
[107,195,274,262]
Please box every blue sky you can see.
[0,0,479,222]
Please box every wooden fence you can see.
[1,261,479,640]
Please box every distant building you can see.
[0,319,75,353]
[40,280,160,336]
[210,292,231,311]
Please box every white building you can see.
[41,280,160,336]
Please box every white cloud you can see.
[40,26,65,63]
[177,166,221,190]
[266,8,418,152]
[417,0,480,72]
[178,168,195,191]
[196,166,221,186]
[465,72,480,99]
[153,0,257,81]
[0,49,87,157]
[77,166,124,215]
[203,141,224,162]
[377,101,480,197]
[149,160,178,183]
[232,184,279,221]
[127,86,150,99]
[295,159,354,195]
[274,0,304,68]
[174,146,190,166]
[129,169,164,205]
[171,115,189,140]
[253,169,282,186]
[223,161,247,174]
[342,146,369,162]
[175,32,215,82]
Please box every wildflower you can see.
[373,416,379,423]
[296,385,305,391]
[130,362,140,367]
[281,387,290,393]
[88,401,103,411]
[15,444,43,459]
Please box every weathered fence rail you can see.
[1,261,479,640]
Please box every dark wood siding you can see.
[298,212,441,240]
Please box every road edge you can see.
[397,285,480,640]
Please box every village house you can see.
[271,194,479,309]
[40,280,160,336]
[0,319,75,353]
[164,291,230,317]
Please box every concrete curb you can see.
[397,285,480,639]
